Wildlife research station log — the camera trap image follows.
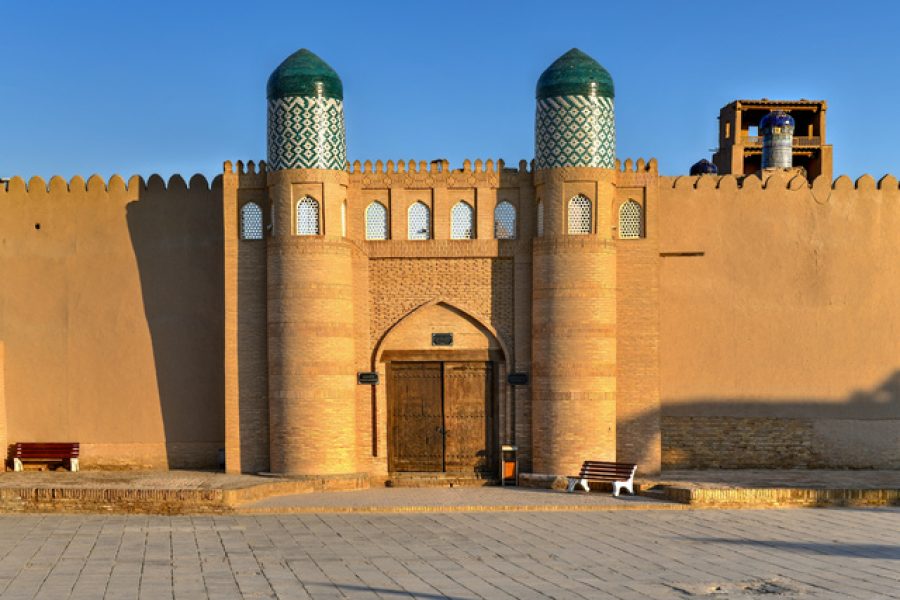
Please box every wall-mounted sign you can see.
[431,333,453,346]
[357,372,379,385]
[507,372,529,386]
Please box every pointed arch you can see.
[372,299,512,372]
[618,199,643,239]
[240,202,263,240]
[450,201,474,239]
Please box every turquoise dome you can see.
[536,48,614,99]
[266,49,343,100]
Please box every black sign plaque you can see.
[431,333,454,346]
[507,372,529,386]
[357,372,379,385]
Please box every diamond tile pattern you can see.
[535,95,615,169]
[267,96,346,171]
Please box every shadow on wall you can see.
[126,174,225,469]
[621,370,900,471]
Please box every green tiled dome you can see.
[267,49,343,100]
[536,48,614,99]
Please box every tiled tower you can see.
[531,49,618,475]
[265,49,358,476]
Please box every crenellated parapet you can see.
[0,173,220,196]
[663,172,900,192]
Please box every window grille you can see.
[408,201,431,240]
[240,202,263,240]
[494,201,516,240]
[365,201,388,240]
[451,201,474,239]
[341,200,347,237]
[619,200,643,239]
[536,201,544,237]
[296,197,319,235]
[568,195,592,235]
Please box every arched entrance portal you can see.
[374,302,509,477]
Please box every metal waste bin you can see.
[500,445,518,486]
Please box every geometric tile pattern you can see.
[295,197,320,235]
[568,195,592,235]
[494,201,516,240]
[365,201,388,240]
[535,95,615,169]
[240,202,264,240]
[408,202,431,240]
[618,199,642,239]
[450,201,474,239]
[267,96,346,171]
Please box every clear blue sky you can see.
[2,0,898,180]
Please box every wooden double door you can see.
[388,361,495,473]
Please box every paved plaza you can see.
[0,508,897,599]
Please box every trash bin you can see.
[500,445,518,486]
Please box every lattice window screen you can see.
[296,197,320,235]
[240,202,263,240]
[365,201,388,240]
[408,202,431,240]
[494,201,516,240]
[451,201,474,239]
[568,195,592,235]
[619,200,643,239]
[536,201,544,237]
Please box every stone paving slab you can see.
[0,508,898,599]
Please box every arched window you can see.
[341,200,347,237]
[408,201,431,240]
[451,201,474,239]
[494,201,516,240]
[295,197,319,236]
[365,201,388,240]
[568,195,592,235]
[240,202,263,240]
[619,200,643,239]
[536,200,544,237]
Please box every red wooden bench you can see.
[566,460,636,496]
[11,443,80,472]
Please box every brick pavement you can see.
[0,508,898,599]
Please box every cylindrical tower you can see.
[266,49,358,476]
[761,110,795,169]
[535,48,616,169]
[531,49,618,476]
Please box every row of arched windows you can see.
[240,196,643,240]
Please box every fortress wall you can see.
[224,163,270,473]
[615,162,662,474]
[0,342,6,460]
[658,173,900,468]
[0,175,225,469]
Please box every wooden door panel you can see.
[389,362,443,472]
[443,362,492,473]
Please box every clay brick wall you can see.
[0,342,6,462]
[615,162,662,474]
[224,163,270,474]
[659,172,900,468]
[0,174,225,469]
[662,416,814,468]
[369,254,514,348]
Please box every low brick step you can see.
[386,473,498,488]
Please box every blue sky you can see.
[2,0,898,180]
